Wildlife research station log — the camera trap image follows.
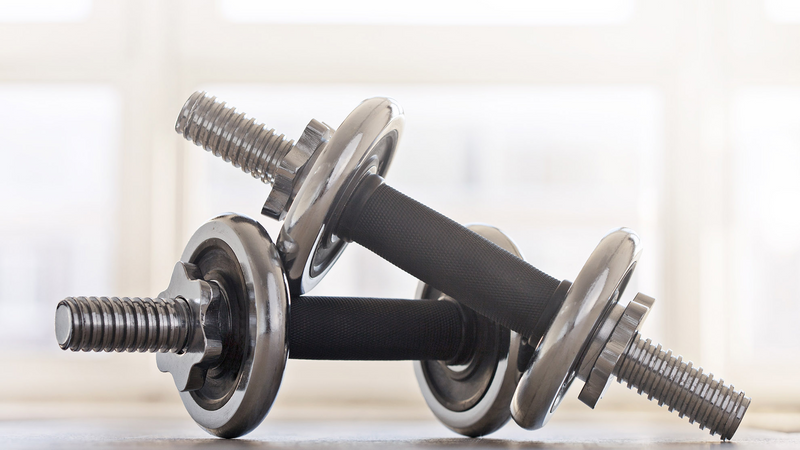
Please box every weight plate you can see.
[277,97,404,295]
[510,228,640,430]
[413,224,525,437]
[175,214,290,438]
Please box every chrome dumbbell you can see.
[55,214,527,438]
[176,94,750,439]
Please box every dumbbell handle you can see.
[289,296,470,361]
[338,174,566,343]
[58,295,471,362]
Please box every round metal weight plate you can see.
[175,214,290,438]
[277,97,404,295]
[413,224,524,437]
[510,228,641,431]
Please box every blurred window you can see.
[0,85,119,352]
[765,0,800,23]
[218,0,635,25]
[0,0,91,23]
[731,87,800,359]
[2,0,799,409]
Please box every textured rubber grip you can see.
[288,296,467,361]
[339,174,563,342]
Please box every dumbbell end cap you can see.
[55,304,72,349]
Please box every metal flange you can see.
[578,292,655,407]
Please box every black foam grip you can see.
[339,175,563,342]
[288,296,466,361]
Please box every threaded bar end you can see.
[175,91,295,185]
[615,334,750,440]
[55,297,192,353]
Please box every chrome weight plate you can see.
[171,214,290,438]
[413,224,525,437]
[277,97,404,295]
[510,228,640,430]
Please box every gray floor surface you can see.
[0,418,796,449]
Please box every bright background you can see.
[0,0,799,427]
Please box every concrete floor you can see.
[0,416,796,450]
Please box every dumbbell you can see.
[55,213,526,438]
[176,94,750,439]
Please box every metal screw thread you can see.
[615,334,750,440]
[56,297,192,353]
[175,91,295,185]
